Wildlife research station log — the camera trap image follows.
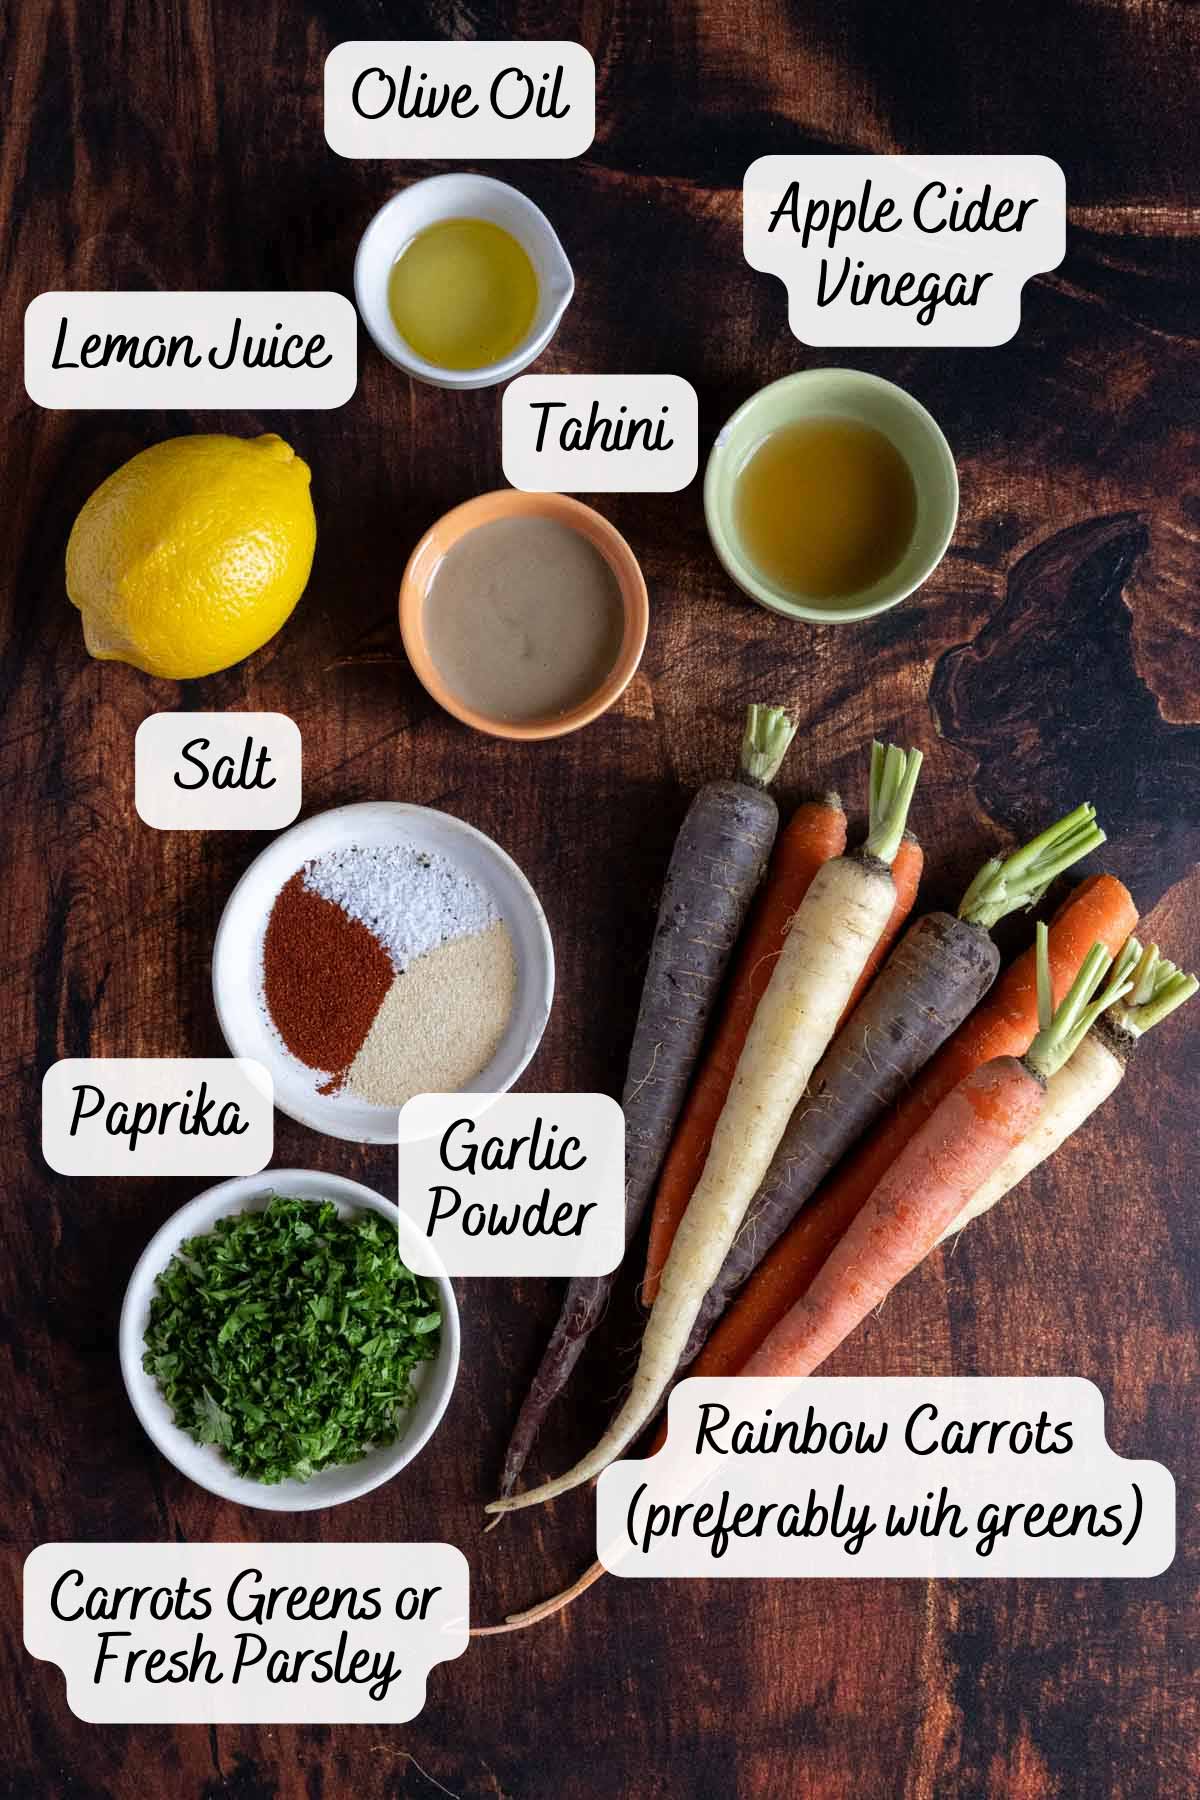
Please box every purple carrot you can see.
[499,703,797,1496]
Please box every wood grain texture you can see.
[2,2,1198,1796]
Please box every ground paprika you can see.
[262,872,393,1091]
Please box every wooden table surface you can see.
[4,3,1199,1796]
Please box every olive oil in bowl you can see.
[734,417,918,604]
[387,218,539,372]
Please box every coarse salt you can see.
[300,841,498,973]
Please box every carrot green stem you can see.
[739,705,798,789]
[958,802,1105,931]
[864,741,923,865]
[1095,934,1144,1009]
[1106,940,1199,1038]
[1025,921,1132,1079]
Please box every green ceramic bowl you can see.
[703,368,958,624]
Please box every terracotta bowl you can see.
[399,490,649,741]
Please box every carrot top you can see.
[740,704,799,788]
[864,741,923,864]
[1106,940,1199,1038]
[1023,922,1133,1081]
[958,803,1105,930]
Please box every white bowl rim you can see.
[353,172,575,390]
[211,800,556,1144]
[119,1169,460,1512]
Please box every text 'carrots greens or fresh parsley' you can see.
[498,703,797,1497]
[740,922,1128,1381]
[142,1195,442,1484]
[489,740,923,1515]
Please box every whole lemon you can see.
[66,432,316,679]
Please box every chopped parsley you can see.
[142,1195,442,1483]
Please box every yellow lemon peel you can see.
[66,432,316,679]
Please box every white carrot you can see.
[487,741,923,1515]
[941,937,1197,1240]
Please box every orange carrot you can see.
[835,831,924,1027]
[742,1057,1045,1376]
[689,872,1137,1380]
[641,795,848,1304]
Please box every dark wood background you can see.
[3,3,1198,1796]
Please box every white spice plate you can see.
[212,802,555,1144]
[119,1170,460,1510]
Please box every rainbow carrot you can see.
[498,704,797,1496]
[488,743,924,1515]
[742,925,1124,1378]
[686,871,1138,1383]
[666,807,1104,1370]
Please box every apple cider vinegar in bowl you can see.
[704,369,958,623]
[735,416,917,601]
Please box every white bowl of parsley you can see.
[120,1171,460,1510]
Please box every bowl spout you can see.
[541,244,575,318]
